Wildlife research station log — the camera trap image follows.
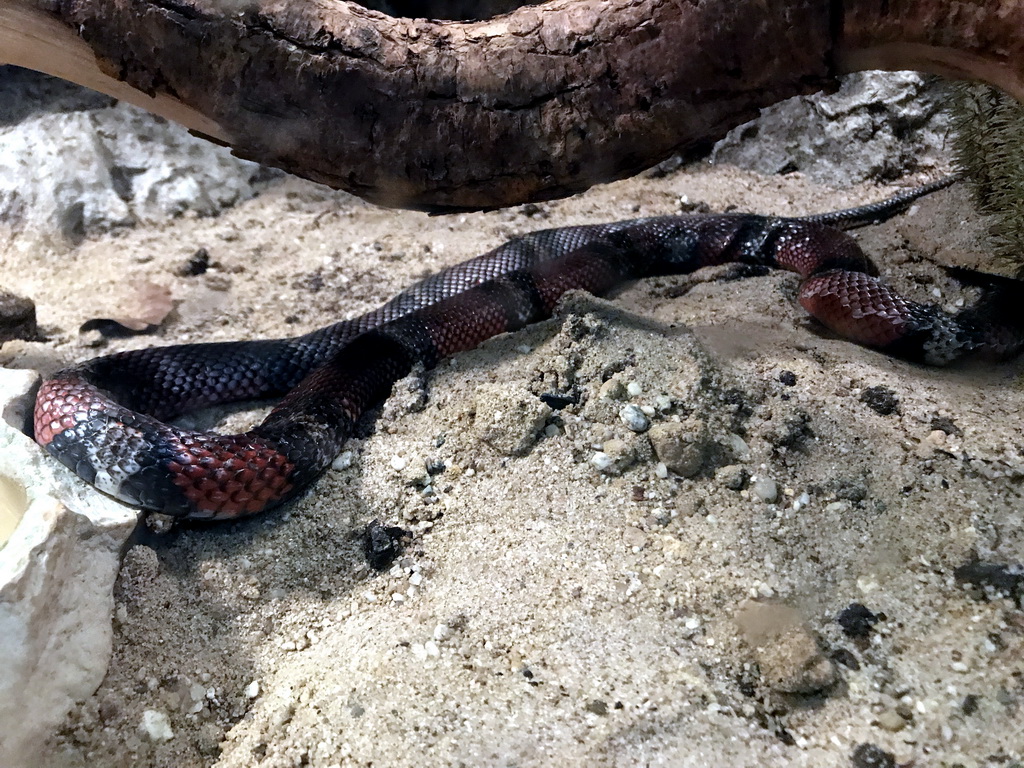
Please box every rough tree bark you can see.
[0,0,1022,211]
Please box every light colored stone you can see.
[0,368,137,768]
[648,419,708,477]
[473,384,552,456]
[138,710,174,743]
[0,101,268,242]
[735,601,837,695]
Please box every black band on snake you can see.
[34,177,1024,520]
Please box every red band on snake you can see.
[33,178,1023,520]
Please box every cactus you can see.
[952,85,1024,278]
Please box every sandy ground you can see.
[1,163,1023,768]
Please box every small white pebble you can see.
[138,710,174,743]
[424,640,440,657]
[654,462,669,479]
[390,456,408,471]
[331,451,354,470]
[409,572,423,587]
[751,477,779,504]
[591,452,614,470]
[626,381,643,397]
[951,661,969,673]
[244,681,260,699]
[433,623,451,641]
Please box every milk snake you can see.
[33,178,1023,520]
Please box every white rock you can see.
[138,710,174,743]
[0,98,266,240]
[0,368,138,768]
[751,477,779,504]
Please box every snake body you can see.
[34,179,1023,520]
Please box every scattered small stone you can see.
[716,464,749,491]
[722,433,751,463]
[832,478,869,503]
[363,519,409,571]
[619,404,650,433]
[138,709,174,743]
[876,710,906,732]
[961,693,980,715]
[539,391,578,409]
[830,647,860,671]
[331,451,354,470]
[860,385,900,416]
[591,438,637,476]
[599,378,628,400]
[244,680,260,699]
[473,385,552,456]
[930,415,962,436]
[751,477,779,504]
[836,603,880,638]
[779,370,797,386]
[648,420,709,477]
[850,742,895,768]
[177,247,211,276]
[626,381,643,397]
[584,699,609,716]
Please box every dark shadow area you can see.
[0,66,114,126]
[357,0,542,19]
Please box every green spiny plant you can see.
[951,84,1024,278]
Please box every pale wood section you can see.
[0,0,228,141]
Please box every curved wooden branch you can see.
[0,0,1022,211]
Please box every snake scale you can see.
[33,178,1023,520]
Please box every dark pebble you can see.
[539,391,578,409]
[779,370,797,386]
[836,603,880,638]
[930,416,962,436]
[860,386,899,416]
[961,693,980,715]
[0,289,37,343]
[363,518,409,571]
[584,699,608,716]
[831,647,861,671]
[178,247,211,276]
[850,743,895,768]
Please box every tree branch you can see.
[0,0,1021,211]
